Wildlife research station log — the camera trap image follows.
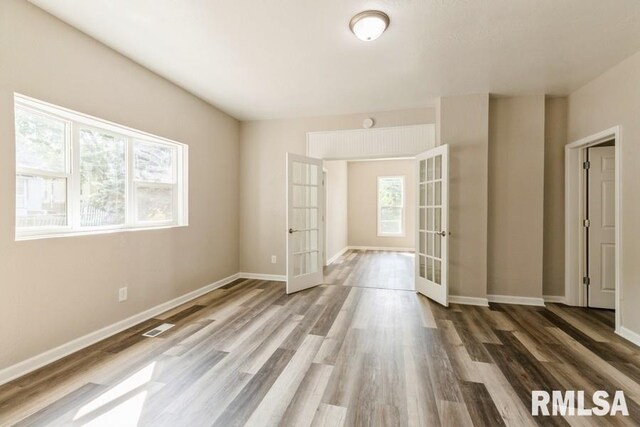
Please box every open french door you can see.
[286,153,325,294]
[415,145,449,306]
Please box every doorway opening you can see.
[320,148,449,305]
[323,157,417,292]
[286,124,449,307]
[565,126,620,331]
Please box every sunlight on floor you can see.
[398,252,415,258]
[73,361,156,425]
[82,390,148,427]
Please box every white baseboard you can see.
[0,272,240,387]
[617,326,640,348]
[449,295,489,307]
[326,246,349,265]
[543,295,567,304]
[239,272,286,282]
[348,246,415,252]
[487,294,545,307]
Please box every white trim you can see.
[326,246,349,265]
[348,246,415,252]
[543,295,567,304]
[487,294,545,307]
[0,272,240,386]
[16,224,189,242]
[448,295,489,307]
[617,327,640,348]
[323,168,328,267]
[565,126,621,333]
[239,272,287,282]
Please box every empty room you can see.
[1,0,640,425]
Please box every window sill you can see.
[15,223,189,242]
[377,233,406,238]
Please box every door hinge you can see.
[583,219,590,228]
[583,161,591,169]
[583,276,590,285]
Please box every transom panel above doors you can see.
[307,124,435,160]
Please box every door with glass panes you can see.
[286,153,325,294]
[416,145,449,306]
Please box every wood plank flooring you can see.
[0,250,639,426]
[325,250,415,291]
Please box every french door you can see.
[415,145,449,306]
[286,153,324,294]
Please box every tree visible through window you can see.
[79,128,126,227]
[377,176,404,236]
[14,95,188,239]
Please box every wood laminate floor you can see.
[0,251,638,426]
[326,250,415,291]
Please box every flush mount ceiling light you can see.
[349,10,390,42]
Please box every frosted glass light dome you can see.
[349,11,390,42]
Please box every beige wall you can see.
[324,161,348,261]
[488,96,545,298]
[0,0,240,370]
[347,160,416,249]
[239,108,435,275]
[568,50,640,333]
[438,94,490,299]
[543,98,568,297]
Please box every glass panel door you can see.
[287,153,324,294]
[415,145,449,306]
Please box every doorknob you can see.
[439,231,447,237]
[289,228,299,234]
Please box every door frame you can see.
[323,168,329,266]
[565,126,621,329]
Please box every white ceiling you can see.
[29,0,640,121]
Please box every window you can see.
[377,176,405,236]
[14,95,188,240]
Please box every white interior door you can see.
[415,145,449,306]
[587,146,615,309]
[286,153,324,294]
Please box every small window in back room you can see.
[377,176,405,236]
[14,94,189,240]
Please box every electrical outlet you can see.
[118,286,128,302]
[271,255,277,264]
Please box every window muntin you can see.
[377,176,405,236]
[14,95,188,240]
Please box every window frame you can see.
[14,94,189,241]
[376,175,405,237]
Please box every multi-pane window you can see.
[15,107,70,229]
[377,176,405,236]
[14,95,188,240]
